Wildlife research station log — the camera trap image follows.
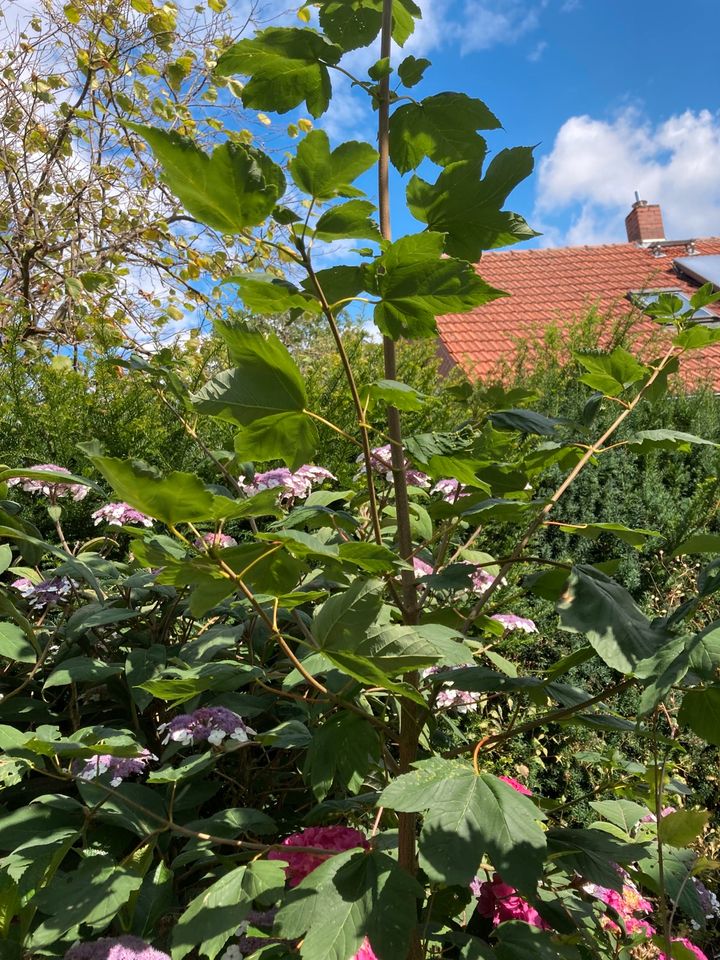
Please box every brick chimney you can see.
[625,197,665,244]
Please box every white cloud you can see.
[528,39,547,61]
[535,107,720,244]
[454,0,546,55]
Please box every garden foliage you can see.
[1,3,720,960]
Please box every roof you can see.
[437,238,720,387]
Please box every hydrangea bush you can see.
[1,3,720,960]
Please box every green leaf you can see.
[233,411,318,470]
[574,348,650,396]
[0,622,36,663]
[489,408,564,436]
[193,323,306,424]
[637,847,705,926]
[224,274,322,315]
[316,0,421,51]
[673,533,720,556]
[126,123,284,232]
[686,621,720,679]
[0,544,11,575]
[546,828,648,891]
[679,687,720,745]
[494,922,573,960]
[380,758,546,891]
[275,849,421,960]
[365,232,504,339]
[312,579,383,649]
[359,379,426,412]
[555,521,661,549]
[557,565,669,674]
[589,799,650,834]
[322,622,472,676]
[674,325,720,349]
[215,28,342,117]
[304,713,380,801]
[79,442,223,525]
[657,809,710,847]
[30,857,143,942]
[624,429,716,455]
[406,150,537,260]
[171,861,286,960]
[367,57,392,81]
[397,55,430,88]
[43,657,123,689]
[302,264,366,306]
[290,131,378,200]
[314,200,381,242]
[390,93,499,173]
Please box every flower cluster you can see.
[91,502,153,528]
[422,666,481,713]
[159,707,254,747]
[239,464,335,504]
[8,463,89,501]
[74,749,155,788]
[11,575,74,608]
[193,532,238,549]
[65,937,170,960]
[584,876,654,938]
[268,825,369,887]
[490,613,537,633]
[360,445,430,488]
[430,477,466,502]
[694,878,720,925]
[473,873,550,930]
[412,557,434,579]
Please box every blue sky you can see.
[305,0,720,251]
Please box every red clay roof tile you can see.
[437,239,720,387]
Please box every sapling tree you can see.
[1,3,720,960]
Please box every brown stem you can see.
[377,4,422,957]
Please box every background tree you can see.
[0,0,293,350]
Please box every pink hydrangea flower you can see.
[74,749,155,788]
[268,825,369,887]
[64,937,169,960]
[159,707,254,747]
[360,446,430,488]
[240,465,335,503]
[499,775,532,796]
[490,613,537,634]
[92,502,153,528]
[413,557,434,578]
[8,463,89,501]
[474,874,550,930]
[639,806,677,824]
[585,876,654,938]
[193,532,238,549]
[353,938,378,960]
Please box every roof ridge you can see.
[480,236,720,257]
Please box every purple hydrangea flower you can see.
[490,613,537,634]
[8,463,89,501]
[193,532,238,549]
[158,707,255,747]
[64,936,170,960]
[359,445,431,488]
[11,575,74,608]
[91,502,153,528]
[422,666,481,713]
[430,477,467,502]
[74,749,155,788]
[239,465,335,504]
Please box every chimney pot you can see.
[625,198,665,244]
